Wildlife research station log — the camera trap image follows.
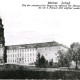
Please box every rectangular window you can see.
[15,54,16,57]
[20,53,21,57]
[25,58,26,62]
[22,49,23,52]
[18,54,19,57]
[13,59,14,62]
[25,54,26,57]
[28,58,29,62]
[8,59,9,62]
[30,58,31,61]
[27,54,29,57]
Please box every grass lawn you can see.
[0,64,80,79]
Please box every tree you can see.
[57,50,71,68]
[49,59,54,67]
[35,53,48,68]
[57,50,65,67]
[40,55,46,67]
[35,53,40,67]
[64,50,72,68]
[69,42,80,69]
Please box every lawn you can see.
[0,64,80,79]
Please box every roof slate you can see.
[6,41,67,50]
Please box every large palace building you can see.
[0,18,68,66]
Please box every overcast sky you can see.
[0,0,80,47]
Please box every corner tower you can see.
[0,18,5,63]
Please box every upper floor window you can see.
[25,54,26,57]
[30,58,31,61]
[45,54,47,56]
[13,54,14,57]
[25,49,26,52]
[21,49,23,52]
[27,54,29,57]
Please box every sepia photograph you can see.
[0,0,80,79]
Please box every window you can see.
[8,59,9,62]
[33,53,34,56]
[27,54,29,57]
[25,58,26,62]
[45,54,47,56]
[8,50,9,53]
[33,58,34,61]
[15,60,16,62]
[55,53,57,55]
[20,53,21,57]
[28,58,29,62]
[25,54,26,57]
[22,49,24,52]
[15,54,16,57]
[30,58,31,61]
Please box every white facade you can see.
[6,42,68,66]
[37,46,68,62]
[7,48,37,66]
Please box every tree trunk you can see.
[75,60,78,69]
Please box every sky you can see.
[0,0,80,47]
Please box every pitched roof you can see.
[6,41,67,50]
